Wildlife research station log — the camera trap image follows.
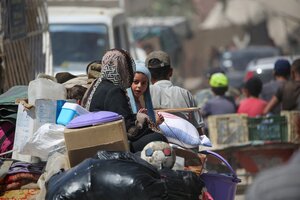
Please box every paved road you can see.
[234,169,252,200]
[235,194,245,200]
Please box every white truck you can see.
[48,0,140,75]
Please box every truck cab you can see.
[48,6,132,75]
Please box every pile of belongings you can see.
[0,74,217,199]
[0,159,45,194]
[45,150,207,200]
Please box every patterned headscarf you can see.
[84,49,135,110]
[101,49,135,89]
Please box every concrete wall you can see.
[124,0,152,15]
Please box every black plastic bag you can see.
[46,151,167,200]
[94,150,154,168]
[46,151,204,200]
[159,168,205,200]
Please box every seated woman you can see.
[83,48,167,152]
[127,61,164,126]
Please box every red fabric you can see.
[0,173,40,193]
[202,190,214,200]
[0,121,15,155]
[237,97,267,117]
[5,173,40,184]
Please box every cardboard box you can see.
[208,113,249,148]
[64,119,129,167]
[13,99,65,162]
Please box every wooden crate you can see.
[207,114,249,148]
[281,111,300,143]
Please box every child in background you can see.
[127,62,164,126]
[67,85,87,105]
[238,76,267,117]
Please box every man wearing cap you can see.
[194,68,225,108]
[194,67,240,108]
[145,50,205,135]
[264,58,300,114]
[202,73,236,118]
[260,59,291,114]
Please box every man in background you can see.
[202,73,236,118]
[261,59,291,114]
[145,50,205,135]
[264,58,300,113]
[194,67,240,109]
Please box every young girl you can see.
[127,62,164,125]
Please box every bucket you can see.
[200,150,241,200]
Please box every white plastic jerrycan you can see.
[28,74,67,105]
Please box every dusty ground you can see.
[234,169,253,200]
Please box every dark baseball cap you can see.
[145,50,170,68]
[274,59,291,76]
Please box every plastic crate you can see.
[248,116,288,141]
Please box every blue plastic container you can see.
[57,102,89,126]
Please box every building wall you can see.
[180,26,245,78]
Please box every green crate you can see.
[248,116,288,141]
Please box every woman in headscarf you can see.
[84,48,167,152]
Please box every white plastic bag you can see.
[21,123,66,161]
[159,112,212,148]
[159,112,198,148]
[199,135,212,147]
